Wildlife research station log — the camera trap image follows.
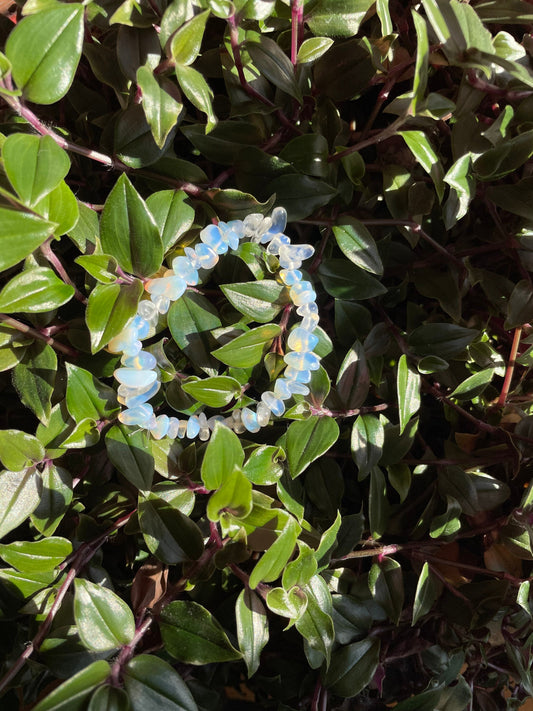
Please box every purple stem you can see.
[291,0,304,66]
[0,314,78,357]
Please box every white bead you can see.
[256,402,271,426]
[261,391,285,416]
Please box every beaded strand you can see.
[110,207,321,441]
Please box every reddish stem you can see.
[497,326,522,407]
[0,314,78,357]
[290,0,304,66]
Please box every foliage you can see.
[1,0,533,709]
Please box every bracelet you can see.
[110,207,321,441]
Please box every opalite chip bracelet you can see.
[110,207,321,441]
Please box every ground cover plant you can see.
[2,0,533,708]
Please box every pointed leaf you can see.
[32,661,110,711]
[0,267,74,313]
[397,354,421,434]
[106,425,154,492]
[236,588,269,678]
[212,324,281,368]
[124,655,198,711]
[74,578,135,651]
[0,467,42,538]
[86,280,143,352]
[333,219,383,275]
[286,416,339,478]
[201,422,244,490]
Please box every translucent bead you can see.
[261,391,285,417]
[220,220,243,249]
[184,247,202,270]
[177,420,188,439]
[256,402,271,426]
[297,302,319,318]
[118,403,154,427]
[131,315,150,339]
[199,427,210,441]
[152,294,171,314]
[146,275,187,301]
[137,299,159,324]
[243,213,264,238]
[107,325,138,353]
[274,378,292,400]
[122,351,157,370]
[114,368,157,389]
[287,326,319,353]
[124,380,160,409]
[118,379,155,400]
[186,416,200,439]
[195,243,219,269]
[172,256,199,285]
[301,314,320,331]
[122,339,142,357]
[207,415,225,430]
[284,366,312,383]
[231,409,246,434]
[280,269,302,286]
[200,224,228,254]
[167,417,180,439]
[151,414,170,440]
[285,380,310,395]
[279,244,314,270]
[290,281,316,306]
[260,206,287,243]
[266,234,290,256]
[241,407,261,432]
[197,412,208,429]
[284,351,320,371]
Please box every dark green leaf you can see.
[100,174,163,277]
[212,324,281,368]
[397,355,421,434]
[74,578,135,651]
[30,463,73,536]
[318,259,387,300]
[265,174,337,221]
[336,341,370,409]
[168,291,221,376]
[369,466,389,540]
[408,323,478,358]
[201,422,244,490]
[124,655,198,711]
[87,686,130,711]
[279,134,329,178]
[160,600,242,664]
[235,588,269,678]
[245,36,302,102]
[333,219,383,275]
[106,425,154,493]
[32,661,110,711]
[351,415,384,478]
[0,467,42,538]
[368,556,404,625]
[412,562,442,625]
[323,638,381,698]
[139,495,204,563]
[505,279,533,329]
[220,281,287,323]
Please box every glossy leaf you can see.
[74,578,135,651]
[106,425,154,492]
[170,10,209,66]
[368,556,404,625]
[146,190,194,252]
[124,655,198,711]
[235,588,269,678]
[412,562,442,625]
[86,280,143,353]
[397,355,421,434]
[160,600,242,664]
[0,430,44,471]
[245,36,302,102]
[201,422,244,490]
[351,415,384,477]
[6,4,84,104]
[137,65,183,149]
[249,515,301,588]
[0,536,71,573]
[297,37,334,64]
[139,495,204,564]
[242,444,285,485]
[318,259,387,300]
[336,340,370,409]
[168,291,221,376]
[323,638,381,698]
[220,281,286,323]
[66,363,119,422]
[333,219,383,275]
[0,468,42,538]
[286,416,339,478]
[206,467,253,522]
[212,324,281,368]
[295,575,334,667]
[0,267,74,313]
[182,375,241,408]
[13,342,57,425]
[100,174,163,277]
[31,463,73,536]
[175,63,216,132]
[32,661,110,711]
[87,686,130,711]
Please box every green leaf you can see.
[249,514,301,588]
[76,255,119,284]
[146,190,194,252]
[220,281,287,323]
[0,208,55,272]
[323,638,381,698]
[0,266,74,313]
[175,63,216,132]
[106,425,154,493]
[307,0,375,38]
[207,467,253,522]
[265,174,337,221]
[410,11,429,115]
[412,562,442,625]
[397,355,421,434]
[318,259,387,300]
[333,219,383,275]
[88,686,130,711]
[31,463,73,536]
[5,4,84,104]
[74,578,135,651]
[212,324,281,368]
[336,340,370,409]
[66,363,119,422]
[0,567,56,599]
[3,134,70,208]
[100,174,163,277]
[296,576,334,668]
[351,415,384,478]
[282,543,318,590]
[297,37,334,63]
[235,588,269,678]
[170,10,209,66]
[182,376,241,408]
[400,130,444,201]
[505,279,533,329]
[245,36,302,102]
[369,466,389,539]
[160,600,242,664]
[137,66,183,149]
[0,468,42,538]
[12,342,56,425]
[201,422,244,490]
[168,291,221,376]
[408,323,478,358]
[438,467,509,516]
[449,368,495,400]
[430,495,462,538]
[286,416,339,478]
[139,495,204,564]
[0,430,44,471]
[0,537,71,573]
[368,556,404,625]
[279,134,329,179]
[86,280,143,352]
[32,661,110,711]
[474,129,533,181]
[315,512,342,569]
[124,655,198,711]
[242,444,285,485]
[266,586,307,621]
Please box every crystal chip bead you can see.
[261,391,285,416]
[287,327,319,352]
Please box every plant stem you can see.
[328,115,407,162]
[290,0,304,66]
[0,314,78,357]
[109,615,153,686]
[497,326,522,407]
